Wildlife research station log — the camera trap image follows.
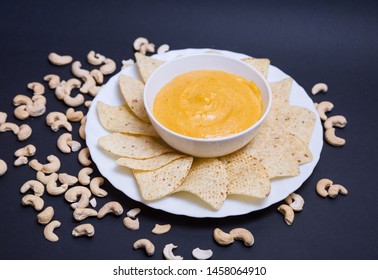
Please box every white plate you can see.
[86,48,323,218]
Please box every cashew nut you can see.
[311,83,328,95]
[73,208,98,221]
[325,127,346,146]
[41,155,61,174]
[213,228,234,246]
[36,171,58,185]
[78,147,91,166]
[277,204,295,225]
[0,159,7,176]
[13,94,32,106]
[97,201,123,218]
[25,95,46,117]
[316,101,334,121]
[58,173,78,186]
[87,51,105,65]
[0,112,7,124]
[37,206,54,225]
[22,194,44,211]
[123,217,140,230]
[328,184,348,198]
[14,156,28,166]
[229,228,254,247]
[284,193,305,212]
[157,44,170,54]
[46,181,68,196]
[79,116,87,140]
[192,248,213,260]
[0,122,19,134]
[139,43,155,55]
[15,144,36,157]
[133,238,155,256]
[90,69,104,84]
[46,111,67,125]
[78,167,93,185]
[89,177,107,197]
[99,58,116,75]
[80,73,96,94]
[44,74,60,89]
[163,243,183,260]
[70,193,90,209]
[20,180,45,196]
[126,207,141,219]
[14,105,30,120]
[17,124,32,141]
[324,115,347,130]
[29,159,43,171]
[63,78,81,94]
[84,100,92,108]
[55,81,67,100]
[51,120,72,132]
[27,82,45,95]
[66,108,84,122]
[133,37,149,51]
[64,186,91,202]
[63,92,85,107]
[152,224,171,235]
[72,223,95,237]
[88,85,101,97]
[57,133,81,153]
[43,220,61,242]
[121,59,134,69]
[89,197,97,208]
[48,52,73,66]
[71,61,89,78]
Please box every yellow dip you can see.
[153,70,263,139]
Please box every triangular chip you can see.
[116,152,185,171]
[220,151,271,198]
[118,74,150,123]
[97,101,157,137]
[241,57,270,79]
[263,105,316,145]
[133,156,193,200]
[242,129,300,179]
[174,158,228,210]
[98,133,173,159]
[269,77,293,109]
[135,52,165,83]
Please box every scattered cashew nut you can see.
[213,228,234,246]
[46,181,68,196]
[22,194,44,211]
[328,184,348,198]
[316,178,333,197]
[44,74,60,89]
[123,217,140,231]
[17,124,32,141]
[15,144,36,157]
[64,186,91,203]
[133,238,155,256]
[37,206,54,225]
[152,223,171,234]
[73,208,98,221]
[78,147,91,166]
[48,52,73,66]
[277,204,295,225]
[14,156,28,166]
[229,228,254,247]
[311,82,328,95]
[0,122,19,134]
[157,44,170,54]
[78,167,93,185]
[163,243,183,260]
[41,155,61,174]
[71,61,90,78]
[89,177,108,197]
[36,171,58,185]
[72,223,95,237]
[133,37,149,51]
[66,108,84,122]
[99,58,116,75]
[57,133,81,153]
[80,74,96,94]
[126,207,141,219]
[58,173,78,186]
[27,82,45,95]
[284,193,305,212]
[0,112,7,124]
[0,159,7,176]
[324,115,347,130]
[192,248,213,260]
[97,201,123,218]
[43,220,61,242]
[316,101,334,121]
[20,180,45,197]
[87,51,105,65]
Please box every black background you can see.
[0,0,377,260]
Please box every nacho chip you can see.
[133,156,193,200]
[135,52,165,83]
[174,158,228,210]
[116,152,185,171]
[118,74,150,123]
[97,101,157,137]
[241,57,270,79]
[263,105,316,145]
[98,133,173,159]
[242,129,299,179]
[269,77,293,109]
[220,151,271,198]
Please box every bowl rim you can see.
[144,53,272,143]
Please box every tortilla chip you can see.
[220,151,271,198]
[241,57,270,79]
[242,129,300,179]
[98,133,173,159]
[269,77,293,109]
[133,156,193,200]
[135,52,165,83]
[118,74,150,123]
[97,101,157,137]
[116,152,185,171]
[263,105,316,145]
[174,158,228,210]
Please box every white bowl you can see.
[144,53,272,158]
